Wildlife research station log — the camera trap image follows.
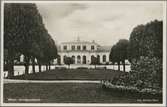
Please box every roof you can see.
[97,46,111,52]
[61,40,99,46]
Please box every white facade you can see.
[58,39,111,65]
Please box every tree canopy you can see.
[4,3,57,77]
[64,56,74,69]
[128,20,163,88]
[109,39,129,72]
[128,20,162,62]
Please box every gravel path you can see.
[4,79,101,84]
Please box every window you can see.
[57,56,61,64]
[91,55,95,64]
[83,45,86,50]
[72,56,75,64]
[63,45,67,50]
[71,45,75,50]
[97,55,100,63]
[77,55,81,64]
[77,45,81,50]
[83,56,86,64]
[91,45,94,50]
[63,56,66,62]
[103,55,106,62]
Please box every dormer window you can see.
[63,45,67,50]
[91,45,94,50]
[71,45,75,50]
[83,45,86,50]
[77,45,81,50]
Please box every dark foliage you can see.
[64,56,74,69]
[4,3,57,78]
[109,39,129,72]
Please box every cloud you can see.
[36,2,163,46]
[37,3,87,20]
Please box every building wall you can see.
[58,40,111,65]
[58,51,110,65]
[61,42,98,51]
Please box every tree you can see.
[39,33,57,71]
[57,55,61,65]
[116,39,129,72]
[128,20,162,62]
[127,24,145,62]
[109,39,129,72]
[4,3,57,78]
[128,20,163,88]
[4,4,22,78]
[64,56,74,69]
[110,45,120,70]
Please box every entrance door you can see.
[82,56,86,64]
[77,55,81,64]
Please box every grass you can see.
[4,83,141,103]
[11,69,125,80]
[4,69,161,103]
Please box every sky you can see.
[36,2,163,46]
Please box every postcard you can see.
[0,0,166,107]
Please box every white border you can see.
[1,1,4,106]
[1,0,166,106]
[162,1,166,106]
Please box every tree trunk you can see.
[25,64,29,75]
[49,62,51,70]
[37,60,42,72]
[95,64,96,69]
[118,62,120,71]
[32,57,35,74]
[68,64,70,69]
[38,63,41,72]
[24,55,30,76]
[7,51,15,78]
[7,57,14,78]
[123,60,126,72]
[46,64,48,71]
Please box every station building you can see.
[58,38,111,65]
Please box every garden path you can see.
[4,79,101,84]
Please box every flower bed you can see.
[101,80,162,99]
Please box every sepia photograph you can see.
[1,0,166,106]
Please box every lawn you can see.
[11,69,125,80]
[4,83,140,103]
[4,69,161,103]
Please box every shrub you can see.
[101,80,162,98]
[131,56,162,89]
[76,67,88,69]
[96,67,106,70]
[55,67,67,69]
